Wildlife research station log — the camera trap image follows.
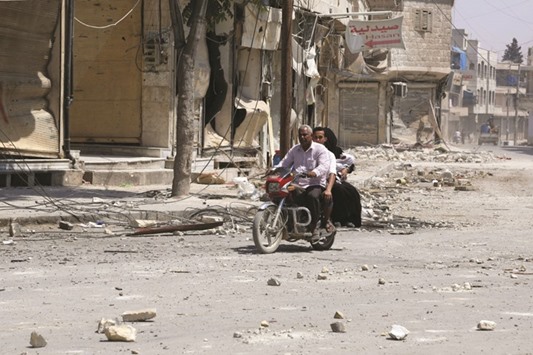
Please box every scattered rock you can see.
[197,215,224,224]
[233,331,243,338]
[296,272,304,279]
[122,308,157,322]
[29,331,47,348]
[317,274,327,280]
[96,318,117,333]
[133,219,158,228]
[334,311,345,319]
[477,320,496,331]
[330,322,346,333]
[196,173,225,185]
[59,220,74,230]
[388,324,409,340]
[105,324,137,342]
[378,278,386,285]
[321,266,329,273]
[361,264,370,271]
[396,178,407,185]
[260,320,269,327]
[267,278,281,286]
[9,220,21,238]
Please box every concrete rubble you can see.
[104,324,137,342]
[122,308,157,322]
[334,311,345,319]
[477,320,497,331]
[96,318,117,334]
[388,324,410,340]
[0,146,502,239]
[29,331,47,348]
[1,144,530,353]
[330,322,346,333]
[267,278,281,286]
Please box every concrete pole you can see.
[280,0,293,156]
[513,64,520,144]
[506,88,509,143]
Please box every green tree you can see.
[502,38,523,64]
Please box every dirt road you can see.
[1,144,533,354]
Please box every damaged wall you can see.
[391,85,435,144]
[203,3,281,150]
[0,0,62,158]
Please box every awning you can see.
[451,46,467,71]
[233,96,269,147]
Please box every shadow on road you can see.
[501,145,533,158]
[232,243,314,255]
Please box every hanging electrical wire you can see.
[74,0,142,30]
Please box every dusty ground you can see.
[1,144,533,354]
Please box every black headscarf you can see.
[324,128,343,159]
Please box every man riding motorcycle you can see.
[273,124,332,241]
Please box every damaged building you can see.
[0,0,456,186]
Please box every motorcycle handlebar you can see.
[264,168,308,179]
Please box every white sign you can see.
[345,16,404,53]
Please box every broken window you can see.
[414,9,432,32]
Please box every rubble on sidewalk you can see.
[0,145,503,236]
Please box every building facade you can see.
[449,28,530,145]
[323,0,454,147]
[1,0,464,181]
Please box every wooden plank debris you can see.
[127,221,224,236]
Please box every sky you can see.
[452,0,533,59]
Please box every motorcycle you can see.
[252,167,336,254]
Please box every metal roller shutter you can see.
[339,84,379,146]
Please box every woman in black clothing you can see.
[322,128,362,228]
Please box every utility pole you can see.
[280,0,293,156]
[513,64,520,145]
[506,88,509,143]
[62,0,75,161]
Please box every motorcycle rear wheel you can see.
[311,230,336,251]
[253,206,284,254]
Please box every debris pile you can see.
[349,145,498,164]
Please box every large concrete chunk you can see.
[105,324,137,342]
[122,308,157,322]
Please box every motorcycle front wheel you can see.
[253,206,285,254]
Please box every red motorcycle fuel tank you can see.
[265,173,293,199]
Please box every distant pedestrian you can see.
[480,122,491,134]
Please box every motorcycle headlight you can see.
[266,182,280,193]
